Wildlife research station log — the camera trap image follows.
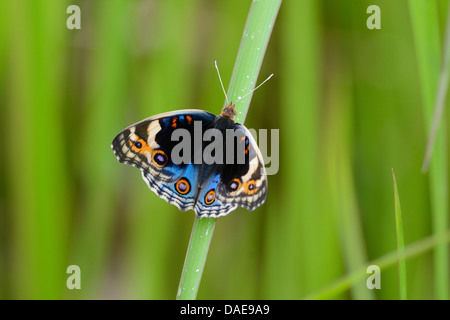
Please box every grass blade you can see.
[421,4,450,173]
[408,0,449,300]
[392,169,407,300]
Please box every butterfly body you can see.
[112,104,267,218]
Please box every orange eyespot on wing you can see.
[204,189,215,205]
[152,150,169,168]
[128,135,170,169]
[244,179,259,195]
[175,178,191,195]
[129,138,153,154]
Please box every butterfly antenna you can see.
[235,73,274,104]
[215,60,229,105]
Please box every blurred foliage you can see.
[0,0,449,299]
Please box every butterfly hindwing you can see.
[194,166,237,217]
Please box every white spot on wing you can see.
[148,120,161,149]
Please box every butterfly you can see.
[111,102,267,218]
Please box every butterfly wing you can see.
[214,123,268,213]
[111,110,216,212]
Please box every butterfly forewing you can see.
[112,110,216,212]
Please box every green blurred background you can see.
[1,0,449,299]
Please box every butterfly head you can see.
[220,103,237,120]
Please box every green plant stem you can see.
[176,217,216,299]
[176,0,281,300]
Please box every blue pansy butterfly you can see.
[111,66,269,218]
